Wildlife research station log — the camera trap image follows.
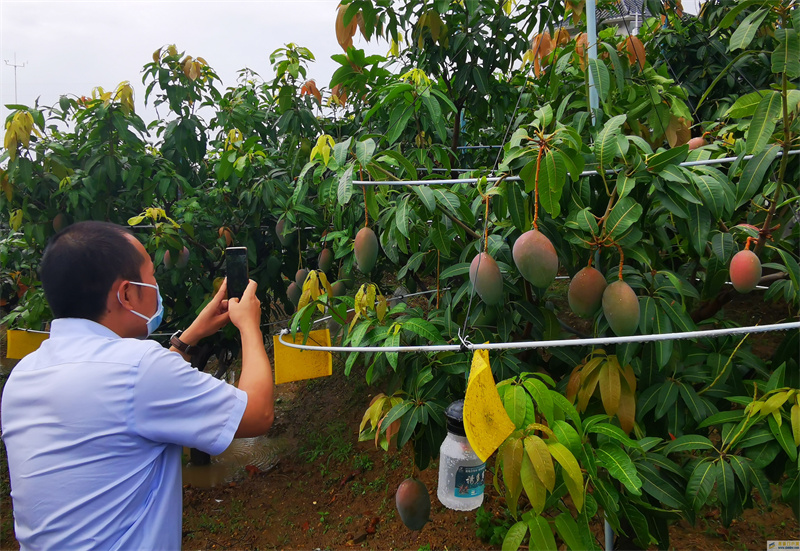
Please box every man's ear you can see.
[115,280,133,307]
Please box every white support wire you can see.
[278,320,800,353]
[352,149,800,186]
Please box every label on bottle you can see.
[454,464,485,498]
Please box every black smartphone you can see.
[226,247,249,300]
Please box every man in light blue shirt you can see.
[2,221,275,550]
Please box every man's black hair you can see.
[39,221,145,321]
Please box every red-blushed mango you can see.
[276,219,294,247]
[287,282,301,307]
[512,230,558,288]
[602,280,640,336]
[318,248,334,272]
[569,266,607,318]
[396,478,431,531]
[730,250,762,292]
[469,252,503,305]
[295,268,309,287]
[331,281,347,297]
[688,137,707,150]
[354,227,378,273]
[52,213,68,233]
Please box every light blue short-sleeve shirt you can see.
[1,318,248,550]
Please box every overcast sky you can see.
[2,0,702,129]
[1,0,386,126]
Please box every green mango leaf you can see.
[395,195,411,238]
[596,444,643,495]
[772,29,800,78]
[647,145,689,174]
[663,434,716,454]
[686,203,711,256]
[746,91,782,155]
[554,513,584,551]
[595,114,627,167]
[636,461,688,509]
[725,91,767,119]
[588,58,611,102]
[402,318,443,343]
[355,138,376,166]
[716,460,735,509]
[506,180,528,233]
[333,137,352,167]
[413,185,436,214]
[539,150,567,218]
[605,197,643,239]
[547,442,584,511]
[338,164,354,205]
[502,521,528,551]
[527,515,557,551]
[587,422,642,450]
[768,413,798,461]
[729,9,770,52]
[505,385,529,428]
[717,0,768,29]
[686,459,717,510]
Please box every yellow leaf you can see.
[762,390,790,417]
[153,47,162,63]
[319,271,333,297]
[354,285,366,317]
[376,295,387,322]
[502,437,524,517]
[167,44,178,57]
[547,442,584,512]
[792,403,800,447]
[524,435,556,492]
[10,209,23,231]
[520,454,547,514]
[621,362,637,395]
[366,284,377,311]
[298,288,312,310]
[599,363,621,417]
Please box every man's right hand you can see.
[228,279,261,332]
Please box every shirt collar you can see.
[50,318,122,340]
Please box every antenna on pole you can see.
[4,53,27,104]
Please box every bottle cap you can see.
[445,399,466,436]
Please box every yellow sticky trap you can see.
[6,330,49,359]
[272,329,333,384]
[464,349,515,462]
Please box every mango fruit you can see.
[512,230,558,288]
[295,268,309,287]
[331,281,346,297]
[395,477,430,531]
[602,280,640,336]
[568,266,607,318]
[318,248,334,273]
[469,252,503,305]
[287,282,301,307]
[354,227,378,273]
[730,250,761,293]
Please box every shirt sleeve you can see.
[131,344,248,455]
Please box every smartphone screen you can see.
[226,247,249,300]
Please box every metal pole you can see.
[586,0,600,123]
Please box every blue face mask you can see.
[118,281,164,337]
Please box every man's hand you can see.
[179,279,231,347]
[228,279,261,334]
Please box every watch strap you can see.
[170,330,195,355]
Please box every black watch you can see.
[170,330,196,355]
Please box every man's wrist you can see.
[170,330,199,355]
